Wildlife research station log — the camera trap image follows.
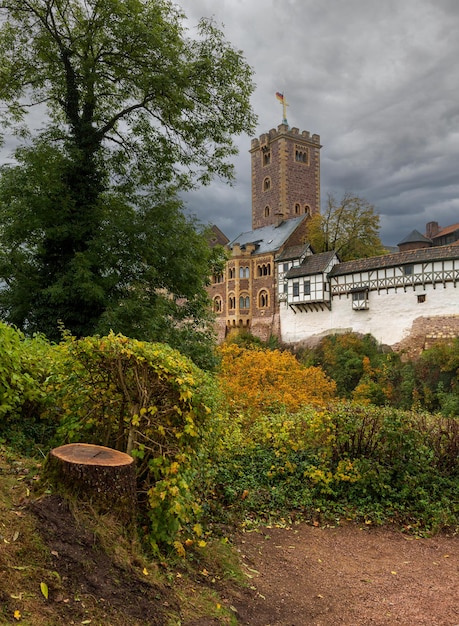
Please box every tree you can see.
[308,192,386,261]
[0,0,256,349]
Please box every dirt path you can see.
[228,523,459,626]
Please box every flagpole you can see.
[276,92,289,125]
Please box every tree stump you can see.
[45,443,137,527]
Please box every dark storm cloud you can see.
[179,0,459,246]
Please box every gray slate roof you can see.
[285,251,338,278]
[229,216,306,255]
[397,229,431,246]
[328,245,459,277]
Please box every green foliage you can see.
[0,0,256,342]
[44,332,222,554]
[307,192,386,261]
[410,339,459,416]
[307,333,386,397]
[0,322,55,452]
[208,401,459,533]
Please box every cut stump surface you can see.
[45,443,137,526]
[51,443,134,467]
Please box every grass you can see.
[0,444,246,626]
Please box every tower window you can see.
[304,205,311,216]
[294,203,301,215]
[295,147,309,164]
[264,205,270,218]
[263,177,271,191]
[263,151,271,166]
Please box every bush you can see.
[209,400,459,533]
[44,332,223,554]
[0,323,55,452]
[218,343,336,417]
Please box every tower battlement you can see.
[250,124,321,152]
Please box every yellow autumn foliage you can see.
[218,344,336,416]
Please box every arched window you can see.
[263,177,271,191]
[294,203,302,215]
[264,205,270,218]
[213,296,222,312]
[263,151,271,166]
[304,205,311,216]
[259,290,269,308]
[228,267,235,279]
[295,148,309,164]
[228,294,236,309]
[239,294,250,309]
[239,266,249,278]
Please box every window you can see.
[295,147,309,164]
[304,280,311,296]
[257,263,271,276]
[283,262,289,273]
[417,294,426,303]
[239,295,250,309]
[404,264,413,276]
[228,295,236,309]
[293,282,299,297]
[263,177,271,191]
[283,281,288,294]
[352,290,368,310]
[294,203,301,215]
[259,290,269,308]
[212,273,223,284]
[264,205,270,218]
[228,267,235,279]
[263,151,271,166]
[239,266,249,278]
[213,296,222,312]
[304,205,310,216]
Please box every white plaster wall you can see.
[280,282,459,346]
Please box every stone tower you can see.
[250,123,321,230]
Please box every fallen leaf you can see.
[142,567,149,576]
[13,610,21,621]
[40,582,49,599]
[12,531,19,542]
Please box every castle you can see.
[208,119,459,355]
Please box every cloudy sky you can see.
[178,0,459,247]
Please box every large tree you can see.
[0,0,256,352]
[307,192,387,261]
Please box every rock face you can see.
[45,443,137,526]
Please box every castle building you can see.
[209,117,459,354]
[208,122,321,342]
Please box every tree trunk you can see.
[45,443,137,528]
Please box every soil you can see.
[228,523,459,626]
[29,496,459,625]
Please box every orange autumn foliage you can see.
[218,343,336,415]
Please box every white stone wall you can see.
[280,280,459,347]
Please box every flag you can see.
[276,92,284,102]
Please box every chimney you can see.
[275,212,284,227]
[426,221,440,239]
